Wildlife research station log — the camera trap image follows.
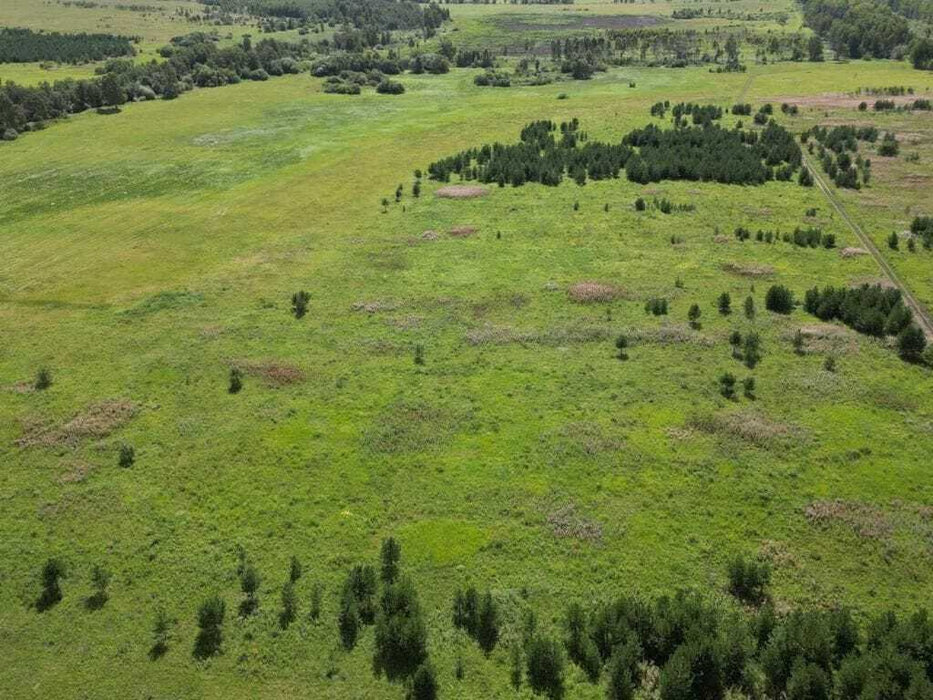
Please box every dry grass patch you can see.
[465,323,610,347]
[232,360,305,386]
[421,230,439,241]
[58,460,95,484]
[629,323,715,347]
[687,410,801,447]
[713,234,731,244]
[722,262,775,278]
[840,247,868,258]
[449,225,477,238]
[567,281,625,304]
[435,185,488,199]
[805,500,893,540]
[17,399,137,448]
[784,324,856,354]
[546,503,603,543]
[351,300,398,314]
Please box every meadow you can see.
[1,1,933,698]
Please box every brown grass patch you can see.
[547,503,603,543]
[435,185,489,199]
[232,360,305,386]
[421,230,439,241]
[840,247,868,258]
[713,235,731,244]
[759,540,798,568]
[784,324,855,354]
[687,410,800,447]
[804,500,892,540]
[849,276,896,290]
[567,281,624,304]
[629,323,715,347]
[58,460,95,484]
[4,381,35,394]
[449,225,477,238]
[17,399,137,448]
[722,262,775,278]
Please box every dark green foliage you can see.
[718,292,732,315]
[345,564,378,624]
[34,367,52,390]
[660,638,725,700]
[376,79,405,95]
[824,355,837,372]
[743,332,762,369]
[897,324,927,361]
[615,333,629,360]
[688,304,701,329]
[526,635,566,699]
[228,367,243,394]
[878,132,899,157]
[911,216,933,249]
[279,581,298,628]
[36,558,65,612]
[634,197,646,211]
[118,443,135,468]
[913,37,933,70]
[150,608,172,660]
[453,587,499,653]
[205,0,448,33]
[889,231,900,250]
[373,577,428,680]
[239,561,260,617]
[606,645,636,700]
[309,582,323,622]
[194,595,225,659]
[765,285,795,314]
[338,586,361,650]
[727,555,770,604]
[288,555,302,583]
[0,28,134,63]
[645,298,668,316]
[800,0,909,59]
[786,662,831,700]
[743,377,756,399]
[510,645,523,690]
[414,344,425,366]
[380,537,401,584]
[803,284,917,354]
[426,117,802,188]
[474,70,511,87]
[291,290,310,319]
[744,296,755,319]
[719,372,737,399]
[408,662,438,700]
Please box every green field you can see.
[2,0,933,698]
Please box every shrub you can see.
[765,285,794,314]
[786,662,831,700]
[878,132,899,157]
[408,662,438,700]
[279,581,297,628]
[414,344,425,366]
[888,232,899,250]
[194,595,225,658]
[606,645,636,700]
[309,582,323,622]
[376,79,404,95]
[615,334,629,360]
[743,332,762,369]
[527,636,565,700]
[380,537,401,584]
[289,555,302,583]
[338,587,360,649]
[744,296,755,319]
[34,367,52,390]
[634,197,646,211]
[36,558,65,612]
[150,608,172,659]
[719,373,737,399]
[118,443,135,468]
[291,290,310,319]
[897,324,926,361]
[727,555,770,604]
[373,577,428,680]
[688,304,702,328]
[718,292,732,315]
[228,367,243,394]
[743,377,756,399]
[476,592,500,654]
[510,645,523,690]
[660,638,725,700]
[87,565,111,610]
[239,561,260,617]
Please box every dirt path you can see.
[802,151,933,339]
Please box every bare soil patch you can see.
[839,247,868,258]
[567,281,625,303]
[17,399,137,448]
[722,262,775,278]
[435,185,488,199]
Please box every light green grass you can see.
[1,17,932,700]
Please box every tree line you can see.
[800,0,912,59]
[31,546,933,700]
[0,27,136,64]
[425,113,805,188]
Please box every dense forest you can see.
[799,0,914,59]
[199,0,449,32]
[0,34,312,137]
[0,27,136,63]
[426,115,804,188]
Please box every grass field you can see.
[2,1,933,698]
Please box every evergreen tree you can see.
[36,558,65,612]
[380,537,401,584]
[194,595,225,659]
[527,636,566,700]
[339,586,360,650]
[408,662,438,700]
[688,304,702,329]
[291,290,310,319]
[718,292,732,315]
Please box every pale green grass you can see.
[0,52,932,700]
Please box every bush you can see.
[291,290,310,319]
[743,377,756,399]
[615,334,629,360]
[660,639,725,700]
[897,324,926,361]
[35,367,52,390]
[727,555,770,604]
[718,292,732,315]
[87,565,110,610]
[150,608,172,659]
[338,587,360,649]
[634,197,646,211]
[279,581,297,628]
[765,285,794,314]
[606,645,636,700]
[376,79,404,95]
[118,443,135,468]
[373,577,428,680]
[194,595,225,658]
[527,636,565,699]
[239,561,260,617]
[408,663,438,700]
[228,367,242,394]
[878,132,899,157]
[719,373,737,399]
[289,555,302,583]
[688,304,702,329]
[36,558,65,611]
[786,662,831,700]
[380,537,401,584]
